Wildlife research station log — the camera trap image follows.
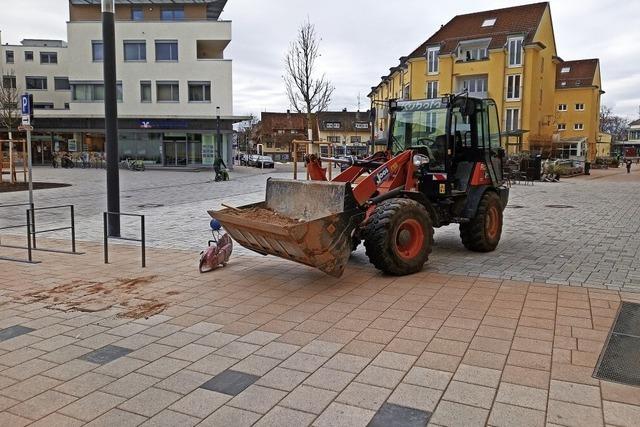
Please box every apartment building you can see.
[368,2,603,162]
[0,0,243,167]
[317,110,371,157]
[615,119,640,158]
[253,112,317,162]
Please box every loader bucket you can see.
[209,179,363,277]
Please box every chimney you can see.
[342,108,347,112]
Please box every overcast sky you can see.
[1,0,639,120]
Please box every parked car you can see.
[247,154,260,166]
[254,155,275,168]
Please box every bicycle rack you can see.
[0,202,37,263]
[103,212,146,268]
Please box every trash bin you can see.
[584,162,591,175]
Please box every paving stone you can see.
[336,382,391,411]
[280,352,328,373]
[0,374,61,401]
[169,388,230,418]
[256,367,309,392]
[58,390,126,422]
[43,359,98,381]
[231,354,281,376]
[495,382,548,410]
[323,352,371,374]
[40,344,93,364]
[403,366,452,390]
[29,412,85,427]
[452,363,501,387]
[254,341,300,359]
[255,405,316,427]
[200,369,260,396]
[154,369,213,394]
[139,409,200,427]
[280,384,338,414]
[195,332,239,347]
[188,353,237,375]
[355,365,404,388]
[304,367,356,392]
[100,372,160,398]
[215,341,260,359]
[80,345,133,364]
[313,402,375,427]
[237,330,280,345]
[84,408,147,427]
[0,325,35,342]
[488,402,546,427]
[546,399,603,427]
[2,358,57,380]
[127,343,176,362]
[603,400,640,426]
[55,372,115,397]
[0,412,31,427]
[430,401,489,427]
[371,351,417,371]
[118,387,182,417]
[388,383,442,412]
[199,405,261,427]
[167,343,216,362]
[9,390,77,421]
[93,356,148,377]
[299,340,343,357]
[368,402,431,427]
[227,384,287,414]
[549,380,601,407]
[136,357,190,379]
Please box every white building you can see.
[0,0,244,167]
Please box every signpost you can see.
[20,94,34,207]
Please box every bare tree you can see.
[237,113,258,154]
[600,105,629,142]
[284,19,334,141]
[0,70,21,134]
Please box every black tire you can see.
[460,191,503,252]
[362,198,433,275]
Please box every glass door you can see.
[164,141,176,165]
[176,141,187,165]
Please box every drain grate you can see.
[594,302,640,386]
[545,204,575,209]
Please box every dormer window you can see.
[482,18,496,27]
[560,66,571,73]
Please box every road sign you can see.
[18,124,34,132]
[21,93,33,125]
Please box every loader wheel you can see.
[460,191,503,252]
[363,198,433,275]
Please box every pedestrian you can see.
[626,160,632,174]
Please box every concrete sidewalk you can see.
[0,238,639,426]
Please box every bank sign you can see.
[139,119,189,129]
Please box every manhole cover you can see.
[545,204,574,209]
[594,302,640,386]
[137,203,164,208]
[507,205,525,209]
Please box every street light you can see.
[216,106,221,161]
[102,0,120,237]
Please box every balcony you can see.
[456,39,490,63]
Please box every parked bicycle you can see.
[119,158,145,171]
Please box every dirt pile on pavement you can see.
[18,275,169,319]
[229,206,301,227]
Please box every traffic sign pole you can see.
[26,129,33,206]
[21,94,34,206]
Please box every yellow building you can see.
[368,2,603,161]
[596,132,612,158]
[317,111,371,156]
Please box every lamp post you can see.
[102,0,120,237]
[216,106,221,161]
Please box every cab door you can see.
[482,100,503,185]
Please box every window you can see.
[505,108,520,132]
[92,41,103,61]
[482,18,496,27]
[325,122,341,129]
[426,81,438,99]
[2,75,16,89]
[574,123,584,130]
[131,7,144,21]
[160,6,185,20]
[155,41,178,61]
[350,136,361,144]
[327,136,341,143]
[72,82,123,102]
[25,51,33,61]
[355,122,368,129]
[124,41,146,61]
[461,76,487,95]
[54,77,70,90]
[157,81,179,102]
[507,36,523,67]
[558,104,567,111]
[40,52,58,64]
[557,123,566,131]
[5,51,14,63]
[26,76,47,90]
[33,103,54,110]
[459,44,488,61]
[506,74,521,100]
[575,103,585,111]
[560,66,571,73]
[560,81,567,87]
[188,81,211,102]
[140,81,151,102]
[427,47,439,74]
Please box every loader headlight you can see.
[413,154,429,167]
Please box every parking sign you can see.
[21,94,31,116]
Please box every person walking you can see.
[626,159,632,174]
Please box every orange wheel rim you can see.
[395,219,424,260]
[486,206,500,239]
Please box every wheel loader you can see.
[210,93,509,277]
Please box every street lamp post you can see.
[102,0,120,237]
[216,106,221,161]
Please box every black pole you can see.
[102,0,120,237]
[216,107,222,159]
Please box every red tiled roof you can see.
[407,2,548,58]
[555,58,599,89]
[257,112,318,141]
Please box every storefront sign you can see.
[202,135,215,166]
[139,119,189,129]
[68,139,77,152]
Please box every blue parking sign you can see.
[21,94,31,115]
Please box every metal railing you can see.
[0,202,37,263]
[28,205,82,255]
[103,212,146,268]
